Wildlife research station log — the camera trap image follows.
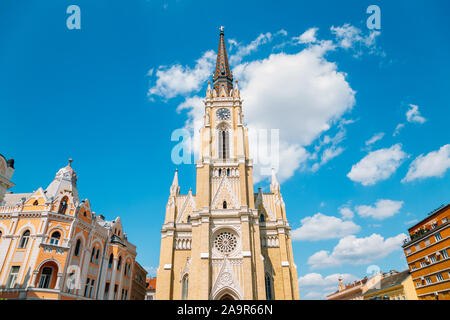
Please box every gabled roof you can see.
[364,270,410,296]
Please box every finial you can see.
[219,26,224,32]
[68,158,73,167]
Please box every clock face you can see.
[216,108,231,120]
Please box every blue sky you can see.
[1,0,449,299]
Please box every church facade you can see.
[156,29,299,300]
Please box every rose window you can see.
[214,231,237,254]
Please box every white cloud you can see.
[393,123,405,136]
[292,213,360,241]
[355,199,404,220]
[298,272,359,300]
[293,27,319,44]
[237,46,355,182]
[402,144,450,182]
[347,144,408,186]
[339,206,354,220]
[365,132,384,146]
[308,233,408,269]
[330,24,381,56]
[406,104,426,124]
[229,32,273,65]
[148,50,216,99]
[310,119,352,172]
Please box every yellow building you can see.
[155,29,299,300]
[0,159,138,300]
[402,204,450,300]
[0,154,15,205]
[363,270,418,300]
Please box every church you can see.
[156,29,300,300]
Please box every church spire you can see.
[213,26,233,95]
[170,169,180,196]
[270,168,280,193]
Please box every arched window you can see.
[108,254,114,269]
[18,230,30,249]
[260,214,265,222]
[223,201,227,209]
[90,248,96,263]
[74,239,81,257]
[227,168,230,176]
[265,274,273,300]
[58,197,68,214]
[0,230,2,241]
[182,275,189,299]
[33,200,39,206]
[95,248,100,265]
[124,263,128,275]
[218,130,229,159]
[218,169,222,176]
[38,267,53,289]
[117,256,122,271]
[50,231,61,245]
[187,215,191,223]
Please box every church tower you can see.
[156,28,299,300]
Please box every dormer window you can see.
[58,197,68,214]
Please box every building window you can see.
[49,231,61,245]
[113,284,118,300]
[117,256,122,271]
[18,230,30,249]
[420,262,427,268]
[6,266,20,288]
[424,238,431,246]
[435,233,442,241]
[104,282,110,300]
[223,201,227,209]
[260,214,265,222]
[74,239,81,257]
[33,200,39,206]
[90,248,96,263]
[89,279,95,298]
[121,288,125,300]
[187,215,191,223]
[182,275,188,299]
[218,130,229,159]
[415,244,421,251]
[425,277,432,285]
[67,272,75,294]
[124,263,128,276]
[108,254,114,269]
[265,274,273,300]
[95,249,100,265]
[441,249,449,259]
[38,267,53,288]
[58,197,68,214]
[436,273,444,282]
[84,278,90,297]
[430,255,437,263]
